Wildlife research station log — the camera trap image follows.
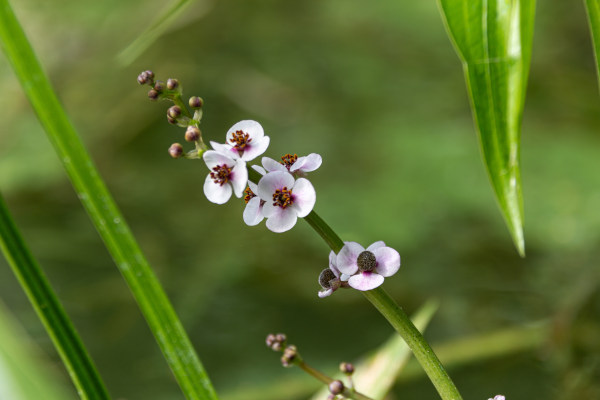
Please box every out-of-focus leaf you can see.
[310,300,439,400]
[585,0,600,87]
[438,0,536,256]
[0,300,74,400]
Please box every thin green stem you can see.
[0,193,110,400]
[302,211,463,400]
[297,361,373,400]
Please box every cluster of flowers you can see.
[203,120,321,233]
[318,241,401,296]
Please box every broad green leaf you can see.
[0,300,74,400]
[438,0,536,256]
[310,300,439,400]
[0,1,218,399]
[0,193,109,399]
[585,0,600,87]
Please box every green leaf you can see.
[585,0,600,87]
[438,0,536,256]
[309,300,439,400]
[0,193,109,399]
[0,2,218,399]
[0,300,75,400]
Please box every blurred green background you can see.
[1,0,600,399]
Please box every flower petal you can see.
[257,171,294,201]
[290,153,322,173]
[230,160,248,198]
[243,197,264,226]
[262,156,287,172]
[348,272,385,291]
[203,150,235,169]
[251,165,267,176]
[328,251,340,277]
[290,178,316,218]
[318,288,333,298]
[266,207,298,233]
[227,120,264,142]
[248,181,258,193]
[203,174,232,204]
[373,247,401,277]
[210,141,237,158]
[241,136,270,161]
[336,242,364,275]
[366,241,386,251]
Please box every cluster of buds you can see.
[137,70,207,159]
[265,333,300,367]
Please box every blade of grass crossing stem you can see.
[0,193,109,399]
[310,300,440,400]
[437,0,536,256]
[0,300,75,400]
[0,2,218,399]
[585,0,600,88]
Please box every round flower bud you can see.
[275,333,287,344]
[189,96,204,109]
[328,380,344,395]
[167,115,177,125]
[266,333,276,348]
[280,345,297,367]
[185,126,201,142]
[326,395,336,400]
[147,89,159,101]
[339,362,354,375]
[166,78,179,90]
[154,80,165,92]
[168,106,181,119]
[144,70,155,80]
[137,71,149,85]
[168,143,184,159]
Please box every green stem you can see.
[0,193,110,400]
[302,211,463,400]
[297,361,373,400]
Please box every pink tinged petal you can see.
[243,197,264,226]
[203,150,235,169]
[373,247,401,277]
[227,120,264,142]
[328,251,340,277]
[348,272,385,291]
[336,242,365,275]
[230,160,248,198]
[262,157,287,172]
[366,241,386,252]
[251,165,266,176]
[318,288,333,298]
[203,174,232,204]
[290,153,322,173]
[265,207,298,233]
[290,178,316,218]
[257,171,294,201]
[241,136,270,161]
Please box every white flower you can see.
[261,153,322,176]
[210,120,270,161]
[318,251,350,298]
[336,241,400,291]
[257,171,316,233]
[243,181,265,226]
[488,396,505,400]
[203,150,247,204]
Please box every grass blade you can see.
[0,1,218,399]
[0,193,109,400]
[585,0,600,87]
[438,0,536,256]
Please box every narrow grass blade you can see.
[117,0,196,66]
[0,193,109,400]
[585,0,600,87]
[0,300,75,400]
[310,300,439,400]
[438,0,536,256]
[0,2,218,399]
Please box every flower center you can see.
[357,251,376,272]
[318,268,336,289]
[229,130,252,151]
[210,164,232,186]
[280,153,298,170]
[272,186,294,209]
[244,186,255,204]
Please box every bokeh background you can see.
[1,0,600,399]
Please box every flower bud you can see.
[147,89,159,101]
[144,70,155,80]
[185,126,201,142]
[168,106,181,119]
[166,78,179,90]
[189,96,204,109]
[266,333,287,351]
[339,362,354,375]
[137,72,149,85]
[280,345,298,367]
[168,143,184,158]
[167,115,177,125]
[154,80,165,92]
[328,380,344,395]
